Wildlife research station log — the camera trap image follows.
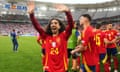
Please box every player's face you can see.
[107,24,112,30]
[79,16,88,29]
[50,20,60,34]
[100,25,106,31]
[79,16,88,25]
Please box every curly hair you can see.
[46,18,65,36]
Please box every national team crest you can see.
[56,37,60,43]
[52,42,56,47]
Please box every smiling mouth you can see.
[51,27,57,30]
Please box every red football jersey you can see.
[94,30,106,54]
[44,32,69,72]
[81,26,96,66]
[105,30,117,48]
[30,11,73,72]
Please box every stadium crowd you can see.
[0,22,120,36]
[1,15,29,21]
[0,23,37,36]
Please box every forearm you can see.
[65,11,74,39]
[30,13,46,39]
[111,38,117,43]
[116,37,120,42]
[65,11,73,28]
[30,13,43,32]
[104,38,112,44]
[73,48,81,53]
[75,44,85,52]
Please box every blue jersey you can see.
[10,32,17,40]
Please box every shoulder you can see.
[86,26,93,33]
[104,30,109,33]
[61,30,66,35]
[100,31,106,37]
[84,26,94,37]
[112,29,117,33]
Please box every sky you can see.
[35,0,113,4]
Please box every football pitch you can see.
[0,36,120,72]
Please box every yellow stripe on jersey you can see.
[45,53,48,66]
[83,56,92,72]
[63,54,68,71]
[88,42,92,52]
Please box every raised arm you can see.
[65,11,74,39]
[27,1,46,39]
[55,4,74,39]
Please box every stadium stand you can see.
[0,0,120,36]
[0,23,37,36]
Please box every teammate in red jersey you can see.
[37,33,46,56]
[105,23,119,72]
[94,24,110,72]
[71,14,96,72]
[28,1,73,72]
[37,33,46,66]
[37,33,42,46]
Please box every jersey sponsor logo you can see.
[56,37,60,43]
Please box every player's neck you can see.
[96,29,100,31]
[107,28,112,31]
[83,23,90,30]
[52,32,59,37]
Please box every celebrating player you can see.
[27,1,73,72]
[71,14,96,72]
[94,24,109,72]
[105,23,119,72]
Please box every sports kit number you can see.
[50,48,59,55]
[95,35,101,46]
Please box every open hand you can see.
[54,4,70,12]
[27,0,35,14]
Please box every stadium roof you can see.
[3,0,120,9]
[35,0,113,4]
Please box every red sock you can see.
[96,64,100,72]
[104,63,110,72]
[107,56,111,67]
[113,56,119,70]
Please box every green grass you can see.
[0,36,120,72]
[0,36,42,72]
